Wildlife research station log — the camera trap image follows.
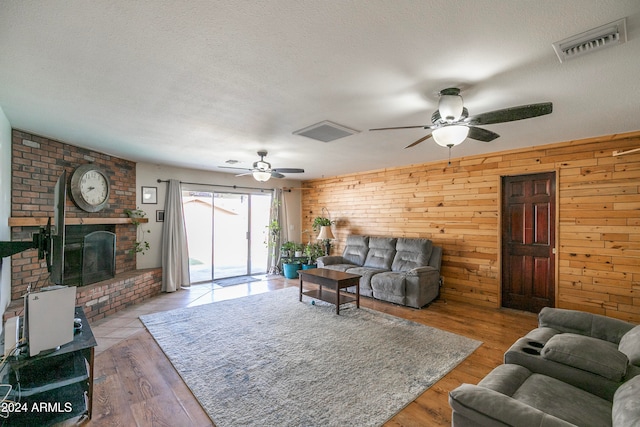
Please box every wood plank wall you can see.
[301,131,640,323]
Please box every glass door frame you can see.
[182,185,272,284]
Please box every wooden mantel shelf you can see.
[8,217,149,227]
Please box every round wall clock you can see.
[70,164,111,212]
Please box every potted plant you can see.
[312,216,334,232]
[302,242,323,270]
[266,219,281,249]
[282,255,302,279]
[280,241,296,258]
[312,216,336,255]
[294,243,304,258]
[125,208,151,255]
[266,219,282,274]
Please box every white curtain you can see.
[267,189,282,274]
[267,188,293,275]
[281,189,291,242]
[161,179,190,292]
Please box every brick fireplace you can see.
[6,130,162,322]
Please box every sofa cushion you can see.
[541,333,629,381]
[370,271,405,296]
[513,372,612,427]
[342,235,369,265]
[613,375,640,426]
[344,266,387,291]
[363,237,396,269]
[391,238,432,272]
[619,325,640,366]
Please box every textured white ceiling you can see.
[1,1,639,180]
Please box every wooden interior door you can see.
[501,172,556,313]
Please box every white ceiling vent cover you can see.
[553,18,627,63]
[293,121,360,142]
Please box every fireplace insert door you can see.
[83,231,116,285]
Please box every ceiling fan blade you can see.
[370,125,428,131]
[235,172,253,177]
[270,171,285,179]
[404,133,432,149]
[465,102,553,126]
[219,166,252,172]
[467,126,500,142]
[272,168,304,173]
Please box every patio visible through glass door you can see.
[182,189,271,284]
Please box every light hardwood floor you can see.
[85,276,538,426]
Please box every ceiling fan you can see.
[220,150,304,182]
[370,88,553,152]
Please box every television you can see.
[0,170,67,285]
[49,170,67,285]
[1,170,75,357]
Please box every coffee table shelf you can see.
[302,288,357,306]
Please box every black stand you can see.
[1,307,97,426]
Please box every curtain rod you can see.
[156,179,278,192]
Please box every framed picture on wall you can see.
[142,186,157,204]
[156,210,165,222]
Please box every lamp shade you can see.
[317,225,335,240]
[252,170,271,182]
[432,125,469,147]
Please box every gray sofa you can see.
[449,307,640,426]
[317,235,442,308]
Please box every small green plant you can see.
[312,216,334,232]
[280,241,297,257]
[304,242,324,265]
[266,219,281,248]
[125,208,151,255]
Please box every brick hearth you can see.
[4,268,162,323]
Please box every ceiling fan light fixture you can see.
[255,160,270,170]
[432,125,469,147]
[252,170,271,182]
[438,93,464,122]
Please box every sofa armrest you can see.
[407,265,439,276]
[449,384,575,427]
[403,266,441,308]
[613,375,640,426]
[317,255,347,267]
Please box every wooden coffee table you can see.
[298,268,361,314]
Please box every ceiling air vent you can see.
[293,120,360,142]
[552,18,627,63]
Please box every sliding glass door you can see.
[182,188,271,284]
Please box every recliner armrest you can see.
[406,265,439,276]
[317,255,347,267]
[449,384,574,427]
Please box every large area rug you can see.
[140,287,481,427]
